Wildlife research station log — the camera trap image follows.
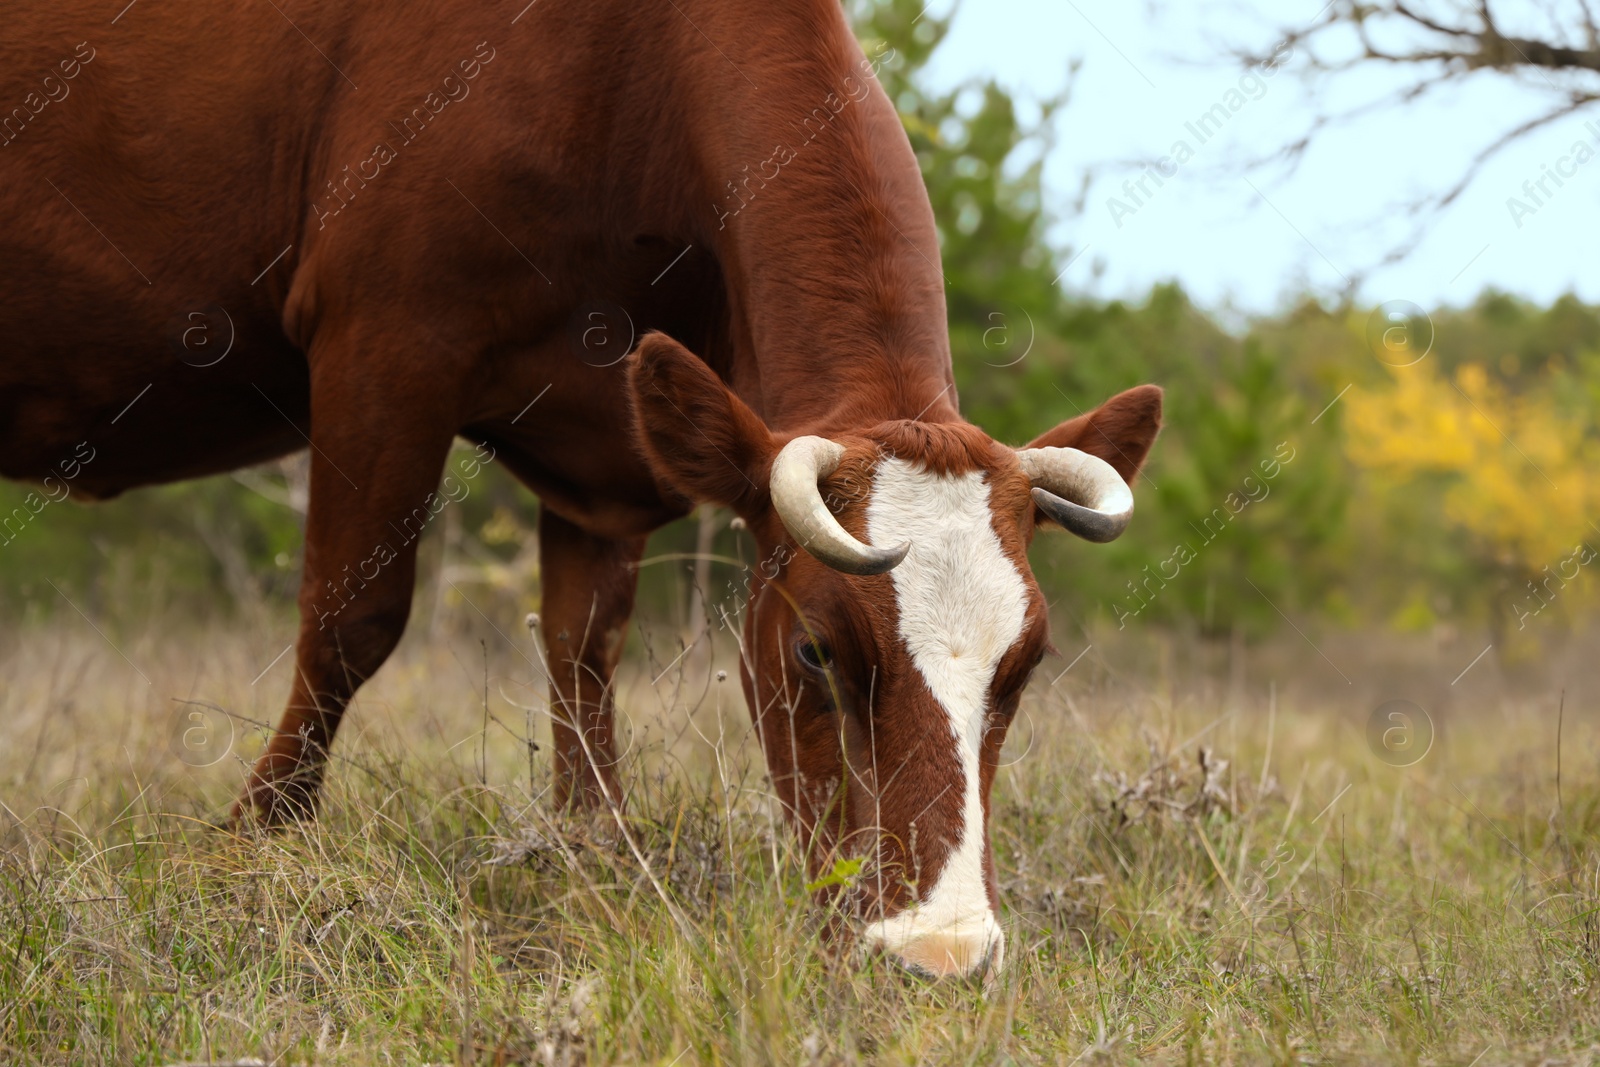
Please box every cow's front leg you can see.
[538,507,646,810]
[234,349,458,825]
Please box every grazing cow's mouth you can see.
[861,906,1005,980]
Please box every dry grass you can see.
[3,608,1600,1065]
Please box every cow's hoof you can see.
[231,778,320,830]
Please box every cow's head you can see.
[628,334,1161,980]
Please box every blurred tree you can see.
[1345,352,1600,642]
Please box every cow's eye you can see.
[796,637,832,671]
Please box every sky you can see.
[920,0,1600,318]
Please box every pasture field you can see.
[3,610,1599,1066]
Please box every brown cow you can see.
[0,0,1160,978]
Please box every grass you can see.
[3,609,1600,1065]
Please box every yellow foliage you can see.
[1345,360,1599,568]
[480,506,526,546]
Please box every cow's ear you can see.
[628,332,775,515]
[1025,384,1163,485]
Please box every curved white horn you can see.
[1017,447,1134,543]
[769,436,909,575]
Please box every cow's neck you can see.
[689,15,958,437]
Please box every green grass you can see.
[3,617,1599,1065]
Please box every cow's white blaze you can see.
[859,458,1027,975]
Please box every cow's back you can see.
[0,1,589,496]
[0,3,344,490]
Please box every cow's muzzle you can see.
[862,908,1005,981]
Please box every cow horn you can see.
[1016,447,1135,543]
[769,436,910,575]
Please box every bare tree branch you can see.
[1232,0,1600,277]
